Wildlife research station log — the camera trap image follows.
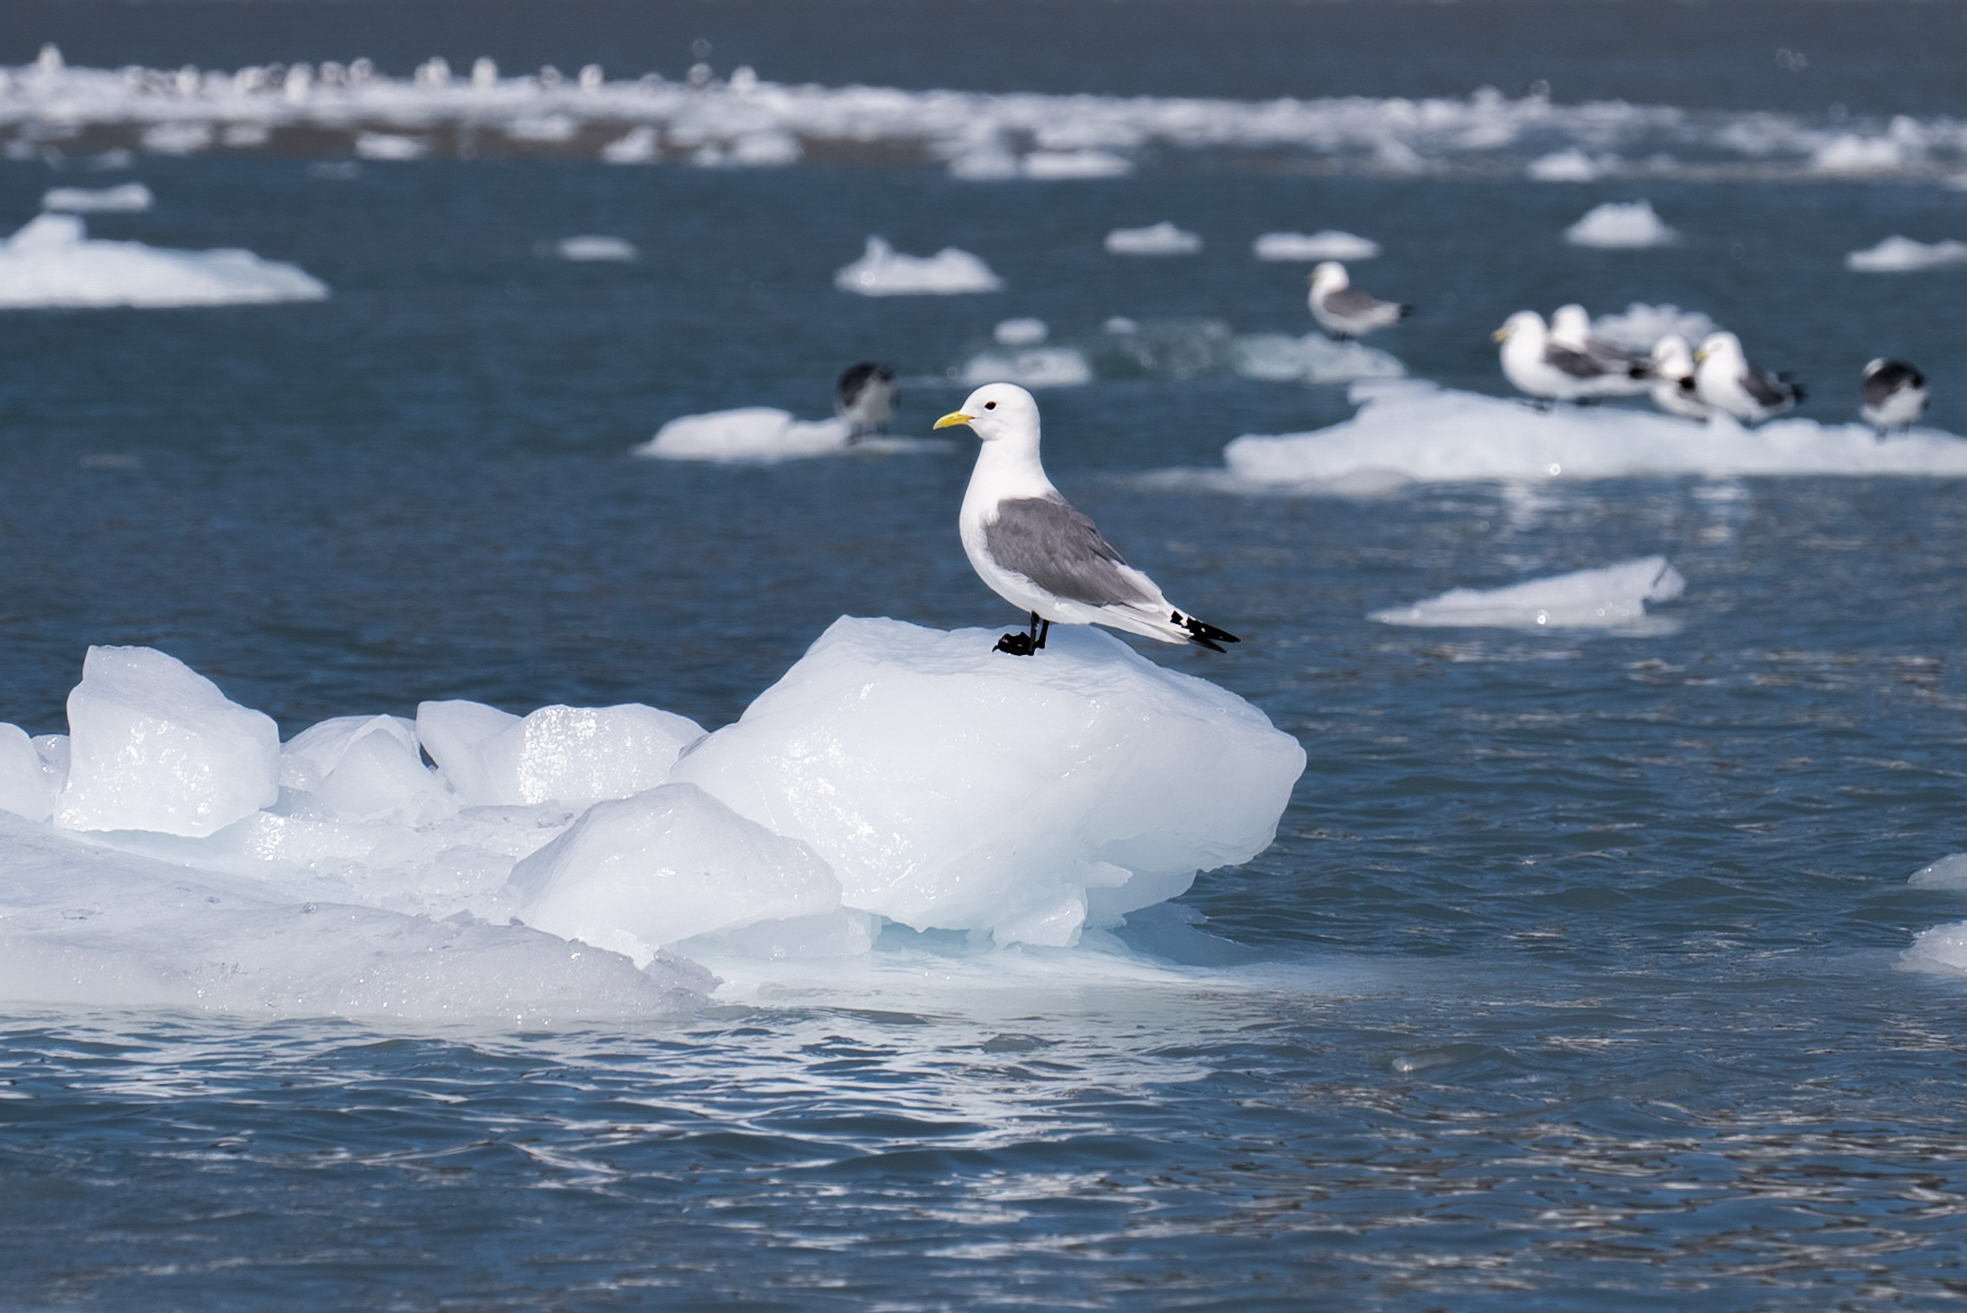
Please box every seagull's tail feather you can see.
[1171,609,1240,653]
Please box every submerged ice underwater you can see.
[9,7,1967,1306]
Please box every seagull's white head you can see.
[1309,261,1349,292]
[1695,331,1743,368]
[1493,309,1545,344]
[934,382,1041,448]
[1548,303,1592,349]
[1651,333,1694,379]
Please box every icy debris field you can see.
[0,622,1303,1016]
[834,237,1002,296]
[1371,556,1686,632]
[8,49,1967,184]
[1845,235,1967,272]
[1563,200,1676,249]
[1219,380,1967,486]
[0,213,325,308]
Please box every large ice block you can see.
[417,700,705,807]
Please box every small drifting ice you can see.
[0,213,327,309]
[1845,236,1967,273]
[1372,557,1685,632]
[553,234,637,262]
[1105,222,1201,256]
[1221,380,1967,486]
[1527,148,1611,182]
[0,622,1302,1016]
[1253,230,1380,261]
[354,132,428,160]
[635,408,862,462]
[834,237,1002,296]
[42,182,154,213]
[1564,200,1676,249]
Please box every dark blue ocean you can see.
[5,3,1967,1308]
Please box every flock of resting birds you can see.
[1307,259,1932,435]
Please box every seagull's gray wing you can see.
[1321,286,1385,317]
[1740,367,1791,407]
[1544,344,1609,380]
[985,496,1157,608]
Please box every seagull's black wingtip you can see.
[1175,612,1241,652]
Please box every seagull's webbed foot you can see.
[994,612,1049,656]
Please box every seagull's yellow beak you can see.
[1491,326,1509,342]
[933,411,973,430]
[1693,348,1707,362]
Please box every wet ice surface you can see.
[6,147,1967,1308]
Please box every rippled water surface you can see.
[7,5,1967,1306]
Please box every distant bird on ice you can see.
[1647,334,1710,420]
[835,362,896,437]
[1693,331,1803,424]
[1307,261,1410,340]
[1494,310,1639,406]
[933,383,1239,656]
[1547,304,1650,397]
[1861,359,1927,436]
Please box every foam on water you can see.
[0,213,326,309]
[1252,230,1381,260]
[1104,222,1201,255]
[834,237,1003,296]
[1219,380,1967,486]
[1371,556,1686,632]
[0,624,1300,1013]
[40,182,153,212]
[1845,235,1967,272]
[1564,200,1677,248]
[6,53,1966,184]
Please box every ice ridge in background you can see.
[1372,556,1685,632]
[0,624,1304,1018]
[5,48,1967,183]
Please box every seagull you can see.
[1647,334,1710,420]
[1693,331,1803,423]
[835,362,896,437]
[933,383,1239,656]
[1494,310,1636,406]
[1307,261,1410,340]
[1548,304,1650,397]
[1861,359,1928,436]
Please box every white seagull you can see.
[933,383,1239,656]
[1693,331,1803,424]
[1308,261,1411,340]
[1647,334,1710,420]
[1548,304,1650,397]
[1494,310,1634,405]
[1861,359,1928,436]
[835,361,896,436]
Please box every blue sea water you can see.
[6,4,1967,1307]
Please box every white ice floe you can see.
[1564,200,1677,248]
[1845,235,1967,272]
[1371,557,1685,632]
[993,317,1049,346]
[1589,302,1717,353]
[1105,221,1201,255]
[601,125,659,164]
[1019,149,1132,179]
[1220,380,1967,485]
[961,347,1095,389]
[1527,148,1610,181]
[553,234,637,261]
[41,181,153,212]
[1252,230,1380,261]
[669,619,1304,947]
[834,237,1003,296]
[635,407,948,462]
[0,622,1301,1015]
[0,213,327,309]
[354,131,427,160]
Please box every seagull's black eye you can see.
[984,401,997,409]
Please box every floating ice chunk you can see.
[1222,380,1967,485]
[960,347,1094,389]
[0,213,327,309]
[1845,236,1967,272]
[140,123,210,155]
[635,407,856,462]
[55,646,280,837]
[601,125,659,164]
[0,724,53,823]
[1526,147,1605,181]
[0,816,711,1019]
[1371,557,1685,631]
[947,146,1023,180]
[1897,920,1967,976]
[354,131,428,160]
[280,714,453,823]
[1253,230,1380,261]
[42,182,153,212]
[1021,149,1132,179]
[1590,302,1716,353]
[1105,222,1201,255]
[670,618,1305,947]
[834,237,1002,296]
[507,783,841,964]
[1564,200,1676,248]
[1908,854,1967,889]
[554,234,637,261]
[1813,133,1903,174]
[1230,333,1405,384]
[507,113,578,142]
[994,317,1048,346]
[416,700,704,808]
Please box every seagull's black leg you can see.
[1035,617,1050,650]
